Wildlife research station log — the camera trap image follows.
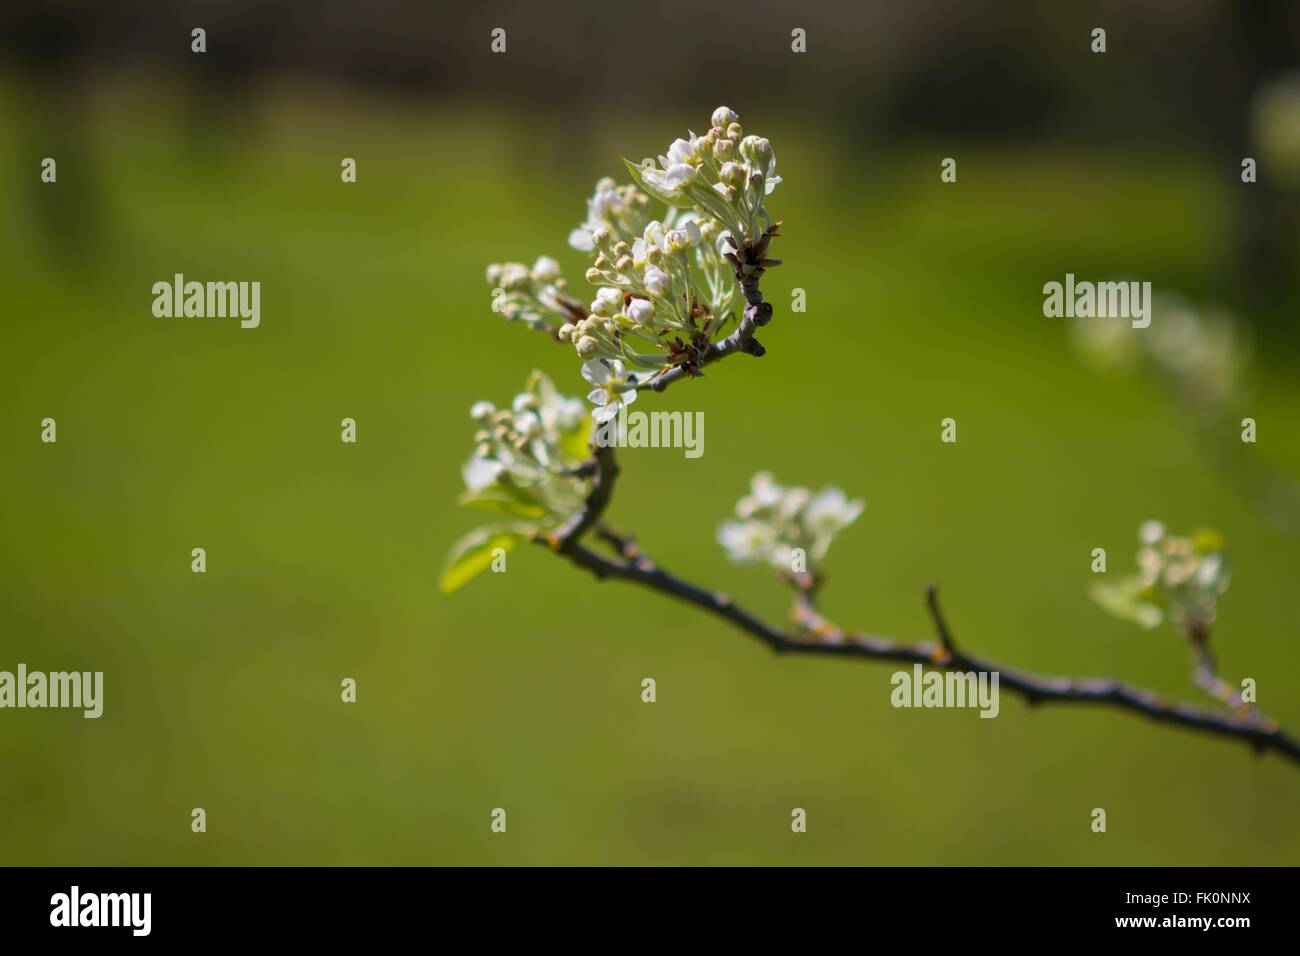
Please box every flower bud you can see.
[584,267,602,283]
[575,335,598,356]
[591,287,623,317]
[615,255,633,272]
[665,228,692,253]
[557,323,576,341]
[720,161,744,186]
[627,298,654,326]
[531,256,561,283]
[740,136,773,169]
[643,266,669,297]
[470,401,496,421]
[500,263,530,290]
[711,106,738,129]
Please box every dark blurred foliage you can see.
[4,0,1299,300]
[6,2,1296,135]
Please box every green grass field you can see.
[2,79,1298,864]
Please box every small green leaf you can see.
[457,485,547,519]
[440,527,525,593]
[560,417,592,464]
[1192,528,1224,554]
[623,158,695,209]
[1091,578,1163,630]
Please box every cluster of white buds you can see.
[626,105,782,246]
[1091,521,1231,636]
[486,256,579,331]
[490,107,782,420]
[556,208,734,364]
[460,371,592,522]
[717,472,864,569]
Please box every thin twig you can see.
[648,224,780,393]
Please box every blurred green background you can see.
[2,1,1299,865]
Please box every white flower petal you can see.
[568,227,595,252]
[462,455,502,492]
[581,358,611,386]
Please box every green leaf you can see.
[560,417,592,464]
[1090,578,1163,630]
[440,527,526,593]
[623,158,696,209]
[1192,527,1225,554]
[457,485,547,519]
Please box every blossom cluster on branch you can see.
[440,106,1298,769]
[486,105,782,423]
[716,472,863,570]
[1091,521,1230,636]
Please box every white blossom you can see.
[581,358,640,423]
[720,473,863,569]
[665,136,700,166]
[803,487,865,536]
[626,298,654,327]
[532,256,561,282]
[643,266,669,296]
[462,454,503,492]
[717,520,777,564]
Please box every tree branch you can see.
[542,443,619,552]
[557,525,1300,766]
[530,229,1300,769]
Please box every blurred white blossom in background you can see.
[1070,294,1253,417]
[717,472,863,569]
[1091,521,1231,636]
